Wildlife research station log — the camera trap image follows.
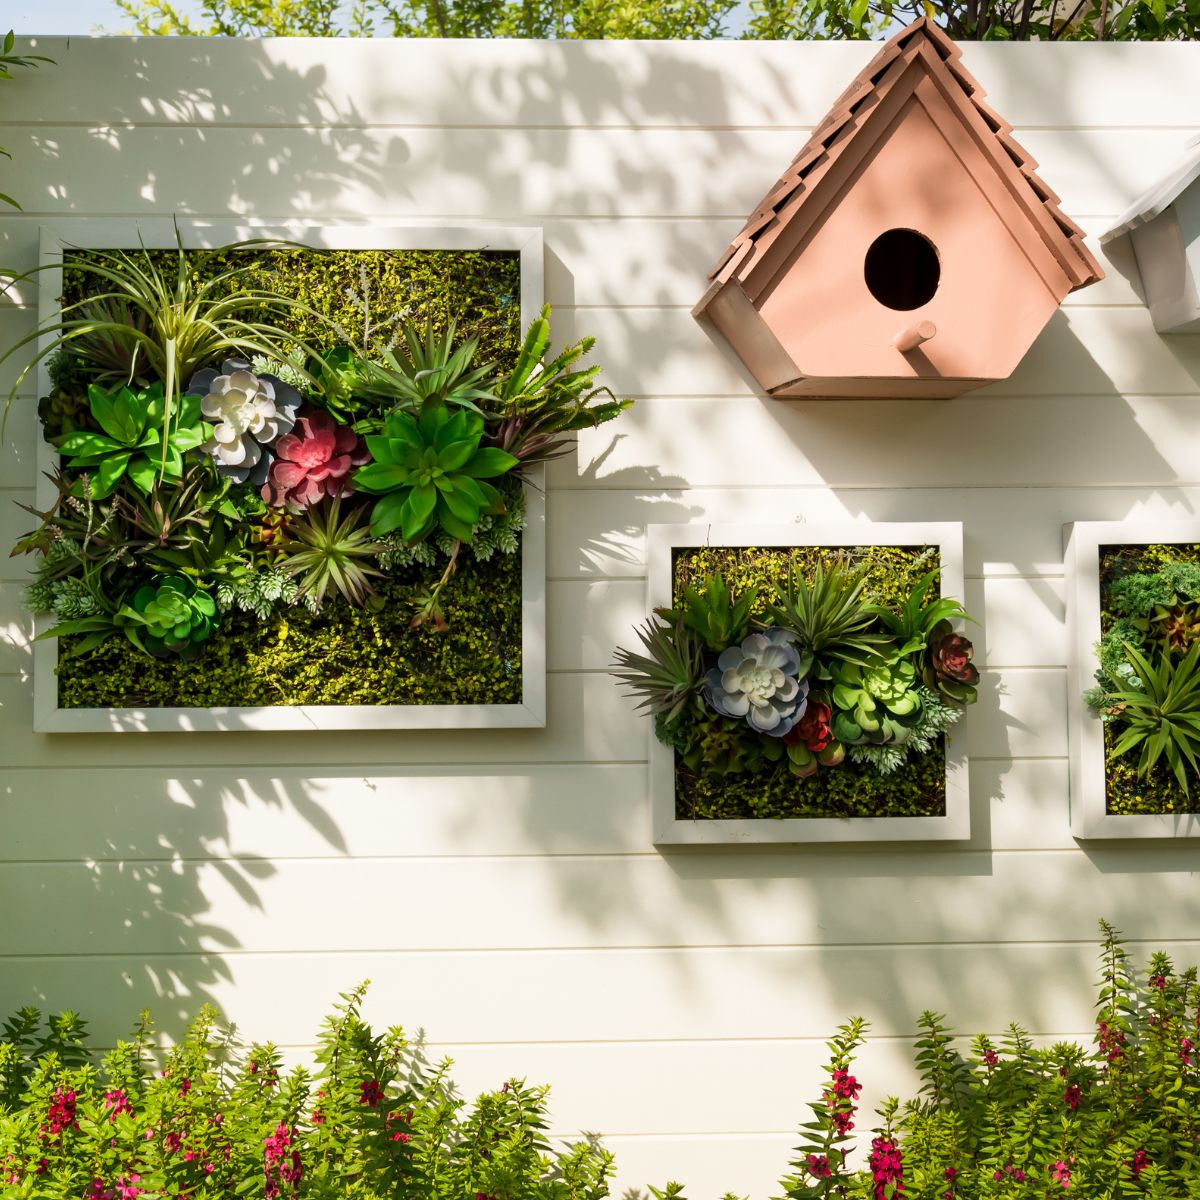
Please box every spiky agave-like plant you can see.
[769,559,893,677]
[611,614,704,727]
[278,496,383,610]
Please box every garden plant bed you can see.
[625,522,973,846]
[11,221,593,732]
[1066,521,1200,838]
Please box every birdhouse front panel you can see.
[695,18,1104,400]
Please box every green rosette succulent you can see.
[353,404,518,543]
[56,382,205,500]
[120,576,218,658]
[829,657,923,746]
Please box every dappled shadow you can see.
[5,30,1200,1200]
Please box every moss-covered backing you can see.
[57,551,522,708]
[671,544,947,821]
[1099,542,1200,815]
[50,244,525,711]
[63,247,523,369]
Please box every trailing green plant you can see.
[0,984,615,1199]
[0,31,52,210]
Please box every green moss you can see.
[63,247,522,369]
[671,543,947,821]
[672,543,939,616]
[1099,543,1200,815]
[676,740,946,820]
[57,550,522,709]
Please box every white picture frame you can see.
[646,522,971,845]
[1065,520,1200,839]
[28,219,546,732]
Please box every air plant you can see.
[278,496,382,610]
[612,615,704,727]
[0,232,328,459]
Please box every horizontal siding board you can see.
[0,757,1078,862]
[557,394,1200,489]
[0,126,1178,221]
[8,842,1188,956]
[0,942,1174,1047]
[545,485,1200,579]
[10,38,1200,132]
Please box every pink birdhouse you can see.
[693,18,1104,400]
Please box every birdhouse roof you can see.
[1101,133,1200,243]
[703,18,1103,297]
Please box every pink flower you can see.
[359,1079,383,1108]
[164,1131,182,1154]
[806,1154,832,1179]
[43,1088,78,1138]
[178,1078,191,1096]
[103,1090,133,1119]
[1130,1148,1149,1175]
[1151,974,1167,990]
[830,1069,862,1100]
[982,1049,999,1069]
[1063,1084,1081,1110]
[262,410,369,512]
[1051,1160,1072,1189]
[869,1137,904,1200]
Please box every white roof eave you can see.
[1102,133,1200,244]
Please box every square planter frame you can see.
[1065,520,1200,838]
[647,521,971,845]
[29,218,546,732]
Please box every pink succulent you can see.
[261,410,369,512]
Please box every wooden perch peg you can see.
[893,320,937,353]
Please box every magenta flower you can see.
[42,1088,78,1138]
[261,410,369,512]
[359,1079,383,1108]
[1051,1160,1072,1189]
[1064,1084,1082,1110]
[869,1137,904,1200]
[103,1089,133,1119]
[806,1154,832,1179]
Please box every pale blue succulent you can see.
[703,627,809,737]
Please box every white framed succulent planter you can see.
[18,218,553,732]
[633,522,974,846]
[1065,520,1200,838]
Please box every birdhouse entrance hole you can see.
[864,228,941,311]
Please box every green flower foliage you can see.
[0,983,614,1200]
[56,555,522,708]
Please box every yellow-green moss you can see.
[63,247,522,368]
[673,543,939,616]
[671,544,947,821]
[57,552,522,709]
[1099,543,1200,815]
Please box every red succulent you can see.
[261,410,369,512]
[787,699,834,752]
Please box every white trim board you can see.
[1065,520,1200,839]
[645,521,971,846]
[27,219,546,732]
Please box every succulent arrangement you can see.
[8,238,630,701]
[613,553,979,805]
[1084,544,1200,809]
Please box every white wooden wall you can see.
[3,35,1200,1196]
